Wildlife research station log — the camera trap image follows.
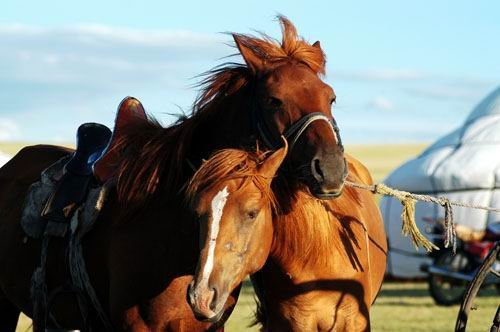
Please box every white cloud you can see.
[0,23,223,49]
[69,24,223,47]
[0,118,20,141]
[367,96,394,111]
[0,23,227,85]
[0,24,236,141]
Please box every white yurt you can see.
[380,86,500,278]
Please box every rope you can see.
[344,180,500,253]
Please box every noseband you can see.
[254,109,344,153]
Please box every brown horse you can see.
[188,150,387,331]
[0,16,345,331]
[186,144,288,322]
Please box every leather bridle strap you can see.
[284,113,340,152]
[256,111,344,153]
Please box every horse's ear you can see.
[259,138,288,179]
[312,40,322,49]
[233,34,265,74]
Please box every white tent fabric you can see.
[380,86,500,278]
[0,151,11,167]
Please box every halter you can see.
[254,106,344,153]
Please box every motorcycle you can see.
[421,218,500,306]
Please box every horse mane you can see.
[194,15,326,113]
[185,148,278,212]
[253,158,371,327]
[231,16,326,74]
[112,16,324,206]
[110,116,189,204]
[271,160,366,269]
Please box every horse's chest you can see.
[278,292,369,332]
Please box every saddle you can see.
[41,97,147,226]
[93,97,147,183]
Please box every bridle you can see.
[252,103,344,153]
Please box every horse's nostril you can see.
[313,158,324,181]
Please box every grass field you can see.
[224,281,499,332]
[13,282,499,332]
[2,142,497,331]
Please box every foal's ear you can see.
[233,34,265,74]
[259,139,288,179]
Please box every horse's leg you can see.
[0,293,20,332]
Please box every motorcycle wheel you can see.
[429,249,471,306]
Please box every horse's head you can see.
[186,145,287,322]
[234,16,347,199]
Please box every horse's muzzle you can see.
[312,182,345,199]
[310,155,347,200]
[187,281,224,323]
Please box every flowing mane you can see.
[186,148,277,212]
[194,15,326,113]
[113,15,326,205]
[271,160,365,270]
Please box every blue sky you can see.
[1,0,499,143]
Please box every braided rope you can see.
[344,180,500,253]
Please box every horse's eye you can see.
[246,210,259,220]
[267,96,283,109]
[330,97,337,105]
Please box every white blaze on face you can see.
[200,185,230,287]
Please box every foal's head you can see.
[186,144,287,322]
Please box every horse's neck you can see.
[270,190,369,279]
[187,98,254,164]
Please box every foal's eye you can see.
[246,210,259,220]
[267,96,283,109]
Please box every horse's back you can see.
[0,144,72,184]
[0,144,72,213]
[0,144,72,312]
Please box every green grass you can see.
[9,141,495,331]
[224,281,499,332]
[15,282,498,331]
[370,282,498,332]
